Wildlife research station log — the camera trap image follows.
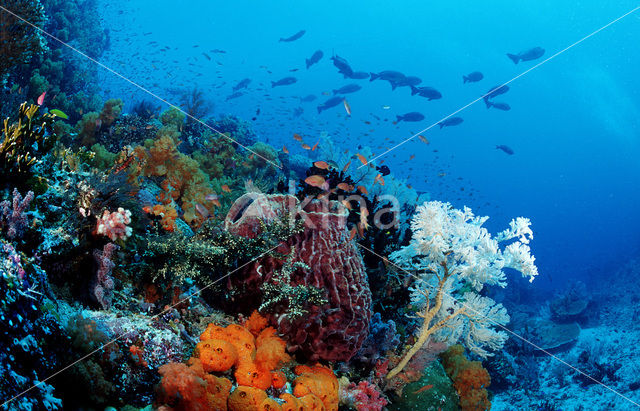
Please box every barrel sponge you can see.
[194,339,238,373]
[228,386,268,411]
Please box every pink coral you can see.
[340,381,387,411]
[95,207,132,241]
[0,188,33,239]
[225,193,372,362]
[93,243,118,309]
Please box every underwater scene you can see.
[1,0,640,410]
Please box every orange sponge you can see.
[235,362,273,390]
[228,386,268,411]
[194,339,238,373]
[293,365,338,411]
[271,371,287,390]
[259,397,283,411]
[256,327,291,371]
[246,310,269,337]
[297,394,326,411]
[279,393,303,411]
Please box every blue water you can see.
[97,1,640,288]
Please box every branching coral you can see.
[1,188,34,239]
[386,201,538,380]
[1,103,56,186]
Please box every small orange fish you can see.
[356,153,368,166]
[410,155,415,160]
[413,385,434,394]
[146,125,154,129]
[342,160,351,172]
[418,135,429,144]
[311,141,319,151]
[282,145,289,154]
[407,184,413,189]
[337,182,353,191]
[341,199,353,210]
[248,154,255,159]
[313,161,330,169]
[343,99,351,116]
[438,172,447,177]
[357,185,368,195]
[293,133,303,142]
[301,143,311,150]
[374,174,385,186]
[221,185,231,193]
[305,175,326,188]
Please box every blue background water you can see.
[97,0,640,292]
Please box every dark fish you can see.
[211,49,226,54]
[376,165,390,176]
[496,145,514,155]
[438,117,464,128]
[396,112,425,122]
[345,71,369,80]
[463,71,483,83]
[333,84,362,95]
[293,107,304,117]
[507,47,545,64]
[279,30,306,42]
[233,78,251,91]
[317,96,343,113]
[370,70,405,83]
[226,91,243,101]
[487,101,511,111]
[410,86,442,100]
[271,77,297,87]
[331,55,354,77]
[300,94,317,102]
[483,84,510,107]
[306,50,323,69]
[390,76,422,90]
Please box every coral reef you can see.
[386,201,538,379]
[440,345,492,411]
[0,0,46,80]
[225,193,373,361]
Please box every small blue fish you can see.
[410,86,442,100]
[487,101,511,111]
[306,50,323,69]
[463,71,483,83]
[496,145,514,155]
[317,96,343,113]
[396,112,425,122]
[333,84,361,95]
[438,117,463,128]
[233,78,251,91]
[271,77,297,87]
[507,46,545,64]
[279,30,306,42]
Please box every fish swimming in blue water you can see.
[226,91,243,101]
[463,71,484,83]
[317,96,343,113]
[306,50,323,69]
[293,107,304,117]
[390,76,422,90]
[438,117,464,128]
[271,77,297,87]
[333,84,362,95]
[376,165,391,176]
[410,86,442,100]
[279,30,306,42]
[370,70,405,83]
[484,84,510,107]
[487,101,511,111]
[233,78,251,91]
[496,144,514,155]
[345,71,369,80]
[331,54,354,77]
[396,112,425,122]
[300,94,316,102]
[507,46,545,64]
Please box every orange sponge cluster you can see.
[440,345,491,411]
[156,311,340,411]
